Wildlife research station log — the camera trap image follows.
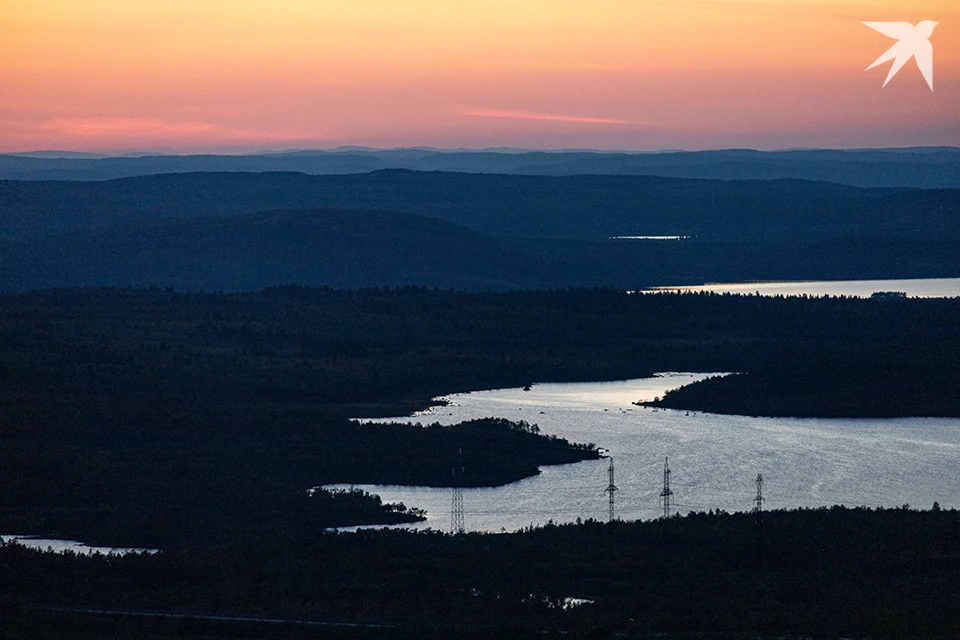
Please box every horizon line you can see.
[5,145,960,158]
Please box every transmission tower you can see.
[754,473,764,513]
[660,457,673,518]
[450,448,465,535]
[604,457,618,522]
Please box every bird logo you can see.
[863,21,938,90]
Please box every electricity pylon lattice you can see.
[604,457,618,522]
[660,457,673,518]
[754,473,764,513]
[450,448,465,535]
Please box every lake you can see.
[328,374,960,533]
[0,535,157,555]
[646,277,960,298]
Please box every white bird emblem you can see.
[863,20,938,90]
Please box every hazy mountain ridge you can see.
[2,147,959,187]
[0,152,387,181]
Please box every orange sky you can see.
[2,0,958,152]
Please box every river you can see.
[328,373,960,533]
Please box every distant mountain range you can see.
[2,147,960,188]
[1,170,957,291]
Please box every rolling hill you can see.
[1,170,957,291]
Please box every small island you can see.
[300,487,426,530]
[640,361,960,418]
[331,417,600,488]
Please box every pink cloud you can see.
[41,117,216,137]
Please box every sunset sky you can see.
[2,0,958,152]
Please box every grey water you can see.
[328,373,960,533]
[0,534,157,555]
[647,277,960,298]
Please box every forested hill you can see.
[0,209,531,291]
[3,207,957,291]
[3,170,958,242]
[1,170,958,291]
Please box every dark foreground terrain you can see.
[3,506,959,639]
[2,287,959,638]
[2,287,959,550]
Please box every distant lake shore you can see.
[646,277,960,298]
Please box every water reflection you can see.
[330,374,960,533]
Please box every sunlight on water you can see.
[647,277,960,298]
[330,374,960,533]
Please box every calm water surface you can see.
[0,535,157,555]
[647,277,960,298]
[329,374,960,533]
